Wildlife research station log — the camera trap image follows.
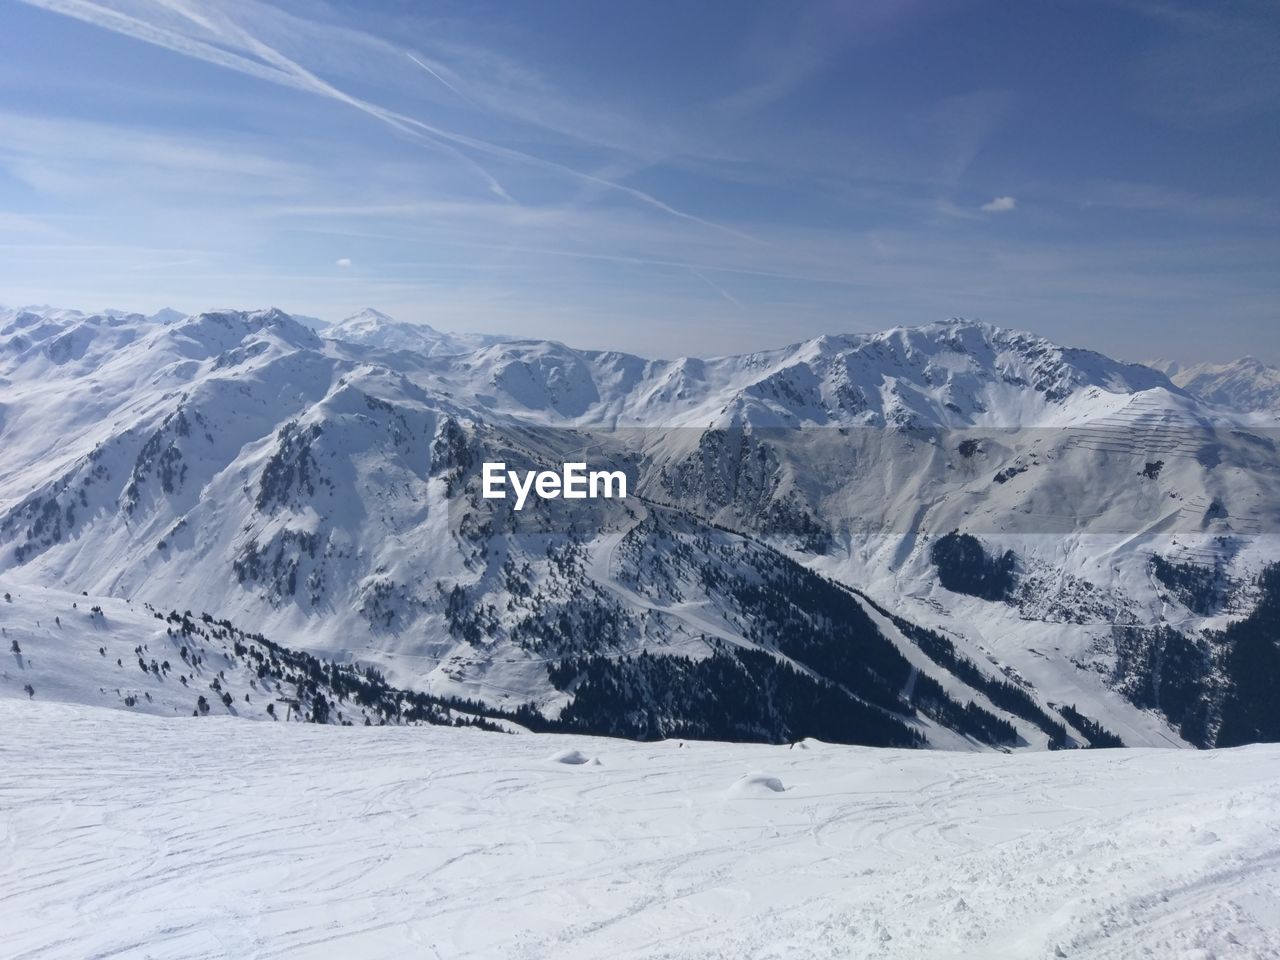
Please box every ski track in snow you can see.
[4,700,1280,960]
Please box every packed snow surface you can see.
[5,700,1280,960]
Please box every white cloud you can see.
[981,195,1017,213]
[335,257,352,268]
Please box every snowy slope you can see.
[1,516,1078,753]
[0,582,513,729]
[0,584,279,720]
[4,698,1280,960]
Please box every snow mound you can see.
[549,748,593,765]
[728,772,787,796]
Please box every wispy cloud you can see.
[0,110,306,196]
[1127,1,1280,125]
[720,0,925,116]
[981,196,1017,213]
[1071,179,1279,225]
[15,0,745,235]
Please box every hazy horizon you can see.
[7,298,1266,370]
[3,0,1278,362]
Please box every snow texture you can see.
[3,698,1280,960]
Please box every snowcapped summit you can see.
[0,304,88,324]
[147,307,188,325]
[165,307,323,356]
[344,306,404,326]
[1150,355,1280,416]
[2,304,187,326]
[325,307,510,357]
[336,306,421,335]
[444,318,1188,430]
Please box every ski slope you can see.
[4,699,1279,959]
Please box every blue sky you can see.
[1,0,1277,360]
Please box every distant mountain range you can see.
[2,304,1278,750]
[319,306,515,356]
[1148,356,1280,417]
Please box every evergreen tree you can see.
[310,695,330,724]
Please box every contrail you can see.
[690,267,742,307]
[406,52,470,103]
[18,0,750,236]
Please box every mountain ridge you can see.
[2,303,1277,751]
[1148,355,1280,417]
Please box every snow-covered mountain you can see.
[2,306,1278,751]
[1150,356,1280,417]
[1,303,187,326]
[323,306,513,356]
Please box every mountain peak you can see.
[325,309,513,357]
[1155,354,1280,413]
[338,307,441,333]
[166,307,321,355]
[346,306,394,322]
[148,307,187,325]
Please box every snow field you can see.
[4,699,1280,959]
